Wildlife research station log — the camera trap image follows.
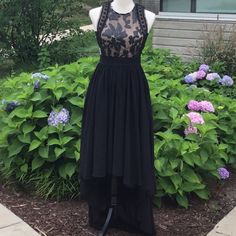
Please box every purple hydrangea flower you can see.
[196,70,206,80]
[34,80,40,91]
[187,100,200,111]
[186,112,205,124]
[32,72,49,81]
[199,64,210,73]
[184,125,198,136]
[217,167,230,179]
[57,108,70,124]
[218,75,234,86]
[48,108,70,127]
[206,73,220,81]
[198,101,215,112]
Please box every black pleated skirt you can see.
[79,55,156,235]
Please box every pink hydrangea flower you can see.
[198,101,215,112]
[196,70,206,80]
[187,100,200,111]
[184,125,198,135]
[186,112,205,124]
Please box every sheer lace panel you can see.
[96,2,148,58]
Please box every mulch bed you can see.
[1,167,236,236]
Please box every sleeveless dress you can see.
[79,1,156,235]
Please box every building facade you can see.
[152,0,236,61]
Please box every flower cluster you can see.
[32,72,49,81]
[187,100,215,113]
[48,108,70,127]
[217,167,230,179]
[183,64,234,87]
[34,80,40,91]
[184,99,215,136]
[2,100,20,112]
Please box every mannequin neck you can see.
[111,0,135,13]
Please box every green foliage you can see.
[0,57,98,199]
[0,48,235,208]
[197,24,236,75]
[0,0,83,64]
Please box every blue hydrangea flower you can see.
[218,75,234,86]
[5,101,18,112]
[217,167,230,179]
[184,74,196,84]
[32,72,49,81]
[34,80,40,91]
[48,108,70,127]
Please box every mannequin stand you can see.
[97,176,118,236]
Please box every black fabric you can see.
[79,1,156,235]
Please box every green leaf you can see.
[68,97,84,107]
[8,141,25,157]
[74,151,80,161]
[182,153,195,167]
[194,189,210,200]
[32,110,48,118]
[170,175,182,189]
[182,166,200,183]
[32,157,45,171]
[29,139,41,151]
[182,181,205,192]
[159,177,176,194]
[200,149,208,164]
[38,146,49,159]
[176,193,188,208]
[53,89,63,100]
[61,136,74,145]
[48,138,61,146]
[54,147,65,158]
[22,123,35,134]
[30,92,42,101]
[18,133,31,144]
[169,107,178,120]
[65,162,76,178]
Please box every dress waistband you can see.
[99,55,141,66]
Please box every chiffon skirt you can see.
[79,55,156,235]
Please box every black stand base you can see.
[97,176,118,236]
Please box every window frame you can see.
[160,0,236,14]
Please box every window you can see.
[161,0,191,12]
[197,0,236,13]
[160,0,236,13]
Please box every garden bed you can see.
[0,166,236,236]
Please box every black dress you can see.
[79,1,156,235]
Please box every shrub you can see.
[0,49,235,208]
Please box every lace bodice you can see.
[96,1,148,58]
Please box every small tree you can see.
[0,0,83,64]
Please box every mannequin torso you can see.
[89,0,156,33]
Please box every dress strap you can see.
[97,1,110,33]
[136,3,148,35]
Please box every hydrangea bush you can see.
[0,49,235,208]
[182,63,236,98]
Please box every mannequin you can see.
[87,1,156,236]
[89,0,156,33]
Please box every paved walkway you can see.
[207,207,236,236]
[0,204,40,236]
[0,203,236,235]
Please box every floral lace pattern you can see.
[96,2,148,58]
